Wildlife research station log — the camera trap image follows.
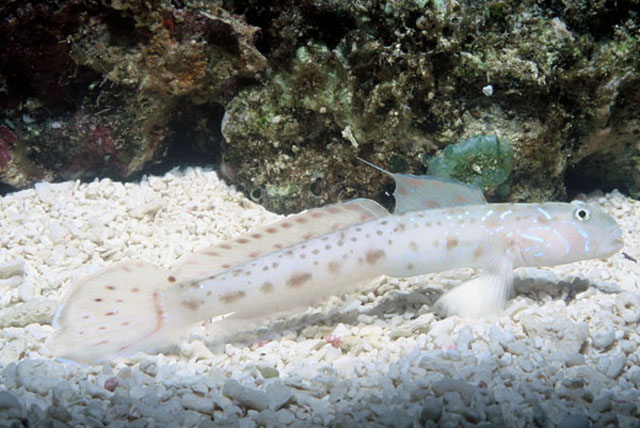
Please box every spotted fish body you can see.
[47,165,623,363]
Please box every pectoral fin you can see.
[435,258,514,318]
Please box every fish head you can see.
[514,201,623,267]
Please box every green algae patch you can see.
[428,135,513,197]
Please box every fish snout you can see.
[598,227,624,259]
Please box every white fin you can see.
[358,157,486,213]
[435,258,514,318]
[173,199,389,282]
[46,261,194,363]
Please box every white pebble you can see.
[48,222,68,244]
[0,259,25,279]
[0,391,23,411]
[34,182,56,204]
[591,327,615,349]
[266,381,292,410]
[222,379,269,411]
[605,354,627,379]
[615,292,640,323]
[181,393,214,413]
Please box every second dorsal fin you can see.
[172,198,389,282]
[358,158,486,214]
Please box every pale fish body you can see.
[171,202,622,322]
[47,163,623,363]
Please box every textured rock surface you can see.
[1,1,640,214]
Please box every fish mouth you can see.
[599,235,624,259]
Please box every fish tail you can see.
[46,261,198,363]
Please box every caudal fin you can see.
[46,261,196,363]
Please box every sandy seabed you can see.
[0,167,639,427]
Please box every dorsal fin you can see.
[358,158,486,214]
[172,198,389,282]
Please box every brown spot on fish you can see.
[222,264,231,269]
[95,340,109,346]
[252,233,262,239]
[325,245,332,250]
[446,237,459,250]
[312,249,320,255]
[266,227,278,233]
[181,299,200,311]
[381,220,388,225]
[105,311,116,316]
[300,253,306,259]
[394,223,406,232]
[295,217,308,224]
[303,232,313,240]
[536,216,549,224]
[281,222,293,229]
[366,249,386,265]
[473,247,483,260]
[360,214,370,221]
[272,262,279,269]
[116,299,123,303]
[121,321,130,327]
[94,298,103,302]
[122,266,132,272]
[105,285,116,290]
[409,241,418,252]
[167,276,176,283]
[261,282,274,293]
[407,263,414,270]
[132,287,140,293]
[425,199,440,208]
[219,291,246,304]
[327,207,341,214]
[219,244,232,250]
[377,230,383,236]
[249,251,260,257]
[485,217,499,228]
[331,223,342,230]
[262,265,269,271]
[327,261,341,273]
[310,212,324,218]
[286,272,312,288]
[274,243,283,249]
[237,238,249,244]
[453,194,468,204]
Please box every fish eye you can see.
[573,207,591,221]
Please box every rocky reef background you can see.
[1,0,639,213]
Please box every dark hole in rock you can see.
[309,178,323,197]
[250,187,263,201]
